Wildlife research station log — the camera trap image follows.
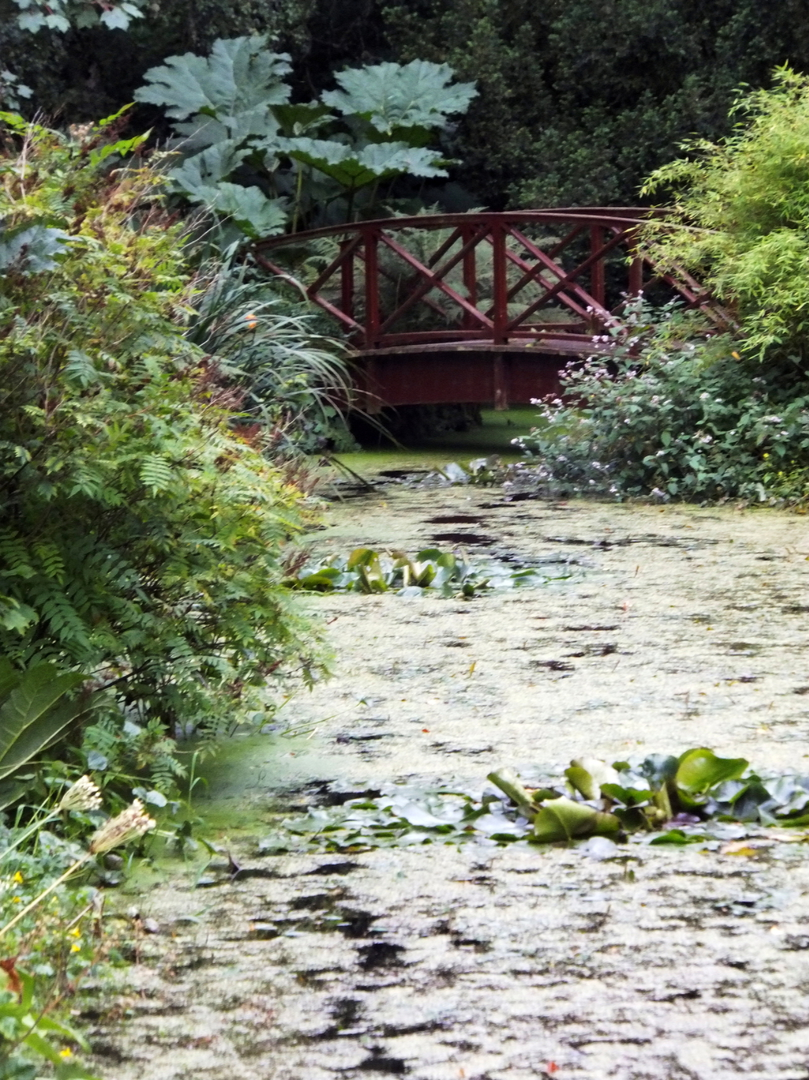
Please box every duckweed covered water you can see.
[85,481,809,1080]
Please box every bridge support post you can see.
[462,225,477,330]
[364,227,380,348]
[493,353,509,411]
[629,254,644,297]
[340,240,354,320]
[590,226,606,332]
[492,222,508,346]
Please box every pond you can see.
[84,444,809,1080]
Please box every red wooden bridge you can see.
[254,209,719,411]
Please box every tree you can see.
[382,0,809,208]
[641,67,809,359]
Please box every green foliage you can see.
[321,59,477,138]
[0,968,97,1078]
[0,774,158,1077]
[259,747,809,855]
[134,35,293,124]
[642,67,809,358]
[0,658,94,786]
[10,0,146,33]
[286,546,565,596]
[0,221,71,274]
[0,69,31,112]
[135,37,475,235]
[382,0,809,209]
[515,298,809,505]
[186,262,357,453]
[0,112,323,768]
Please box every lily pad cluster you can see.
[256,748,809,857]
[487,748,775,844]
[284,546,562,597]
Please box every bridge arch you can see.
[254,209,719,410]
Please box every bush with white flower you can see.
[516,297,809,505]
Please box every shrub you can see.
[516,298,809,505]
[641,67,809,360]
[0,111,323,773]
[186,261,358,454]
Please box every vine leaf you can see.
[321,59,477,136]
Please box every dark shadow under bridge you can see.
[254,209,720,411]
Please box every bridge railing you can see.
[253,209,722,356]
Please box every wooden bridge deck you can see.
[254,209,719,410]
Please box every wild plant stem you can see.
[0,810,59,864]
[0,853,90,939]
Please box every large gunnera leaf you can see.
[169,142,250,199]
[321,59,477,136]
[135,36,292,122]
[0,221,71,275]
[204,184,287,239]
[281,138,449,189]
[0,657,93,783]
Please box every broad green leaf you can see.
[206,183,287,240]
[640,753,679,786]
[321,59,477,136]
[0,662,91,782]
[280,138,448,190]
[487,768,535,814]
[271,101,334,137]
[566,757,620,799]
[135,36,292,121]
[169,141,249,198]
[601,782,653,807]
[0,222,71,275]
[532,796,620,842]
[99,5,141,30]
[649,828,707,845]
[675,748,748,795]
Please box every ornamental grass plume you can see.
[58,775,102,813]
[0,800,156,939]
[88,799,155,854]
[0,776,104,865]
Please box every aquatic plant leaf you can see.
[601,782,654,807]
[649,828,707,845]
[640,753,679,787]
[532,796,620,843]
[487,768,535,815]
[675,748,748,799]
[394,803,452,828]
[566,757,620,799]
